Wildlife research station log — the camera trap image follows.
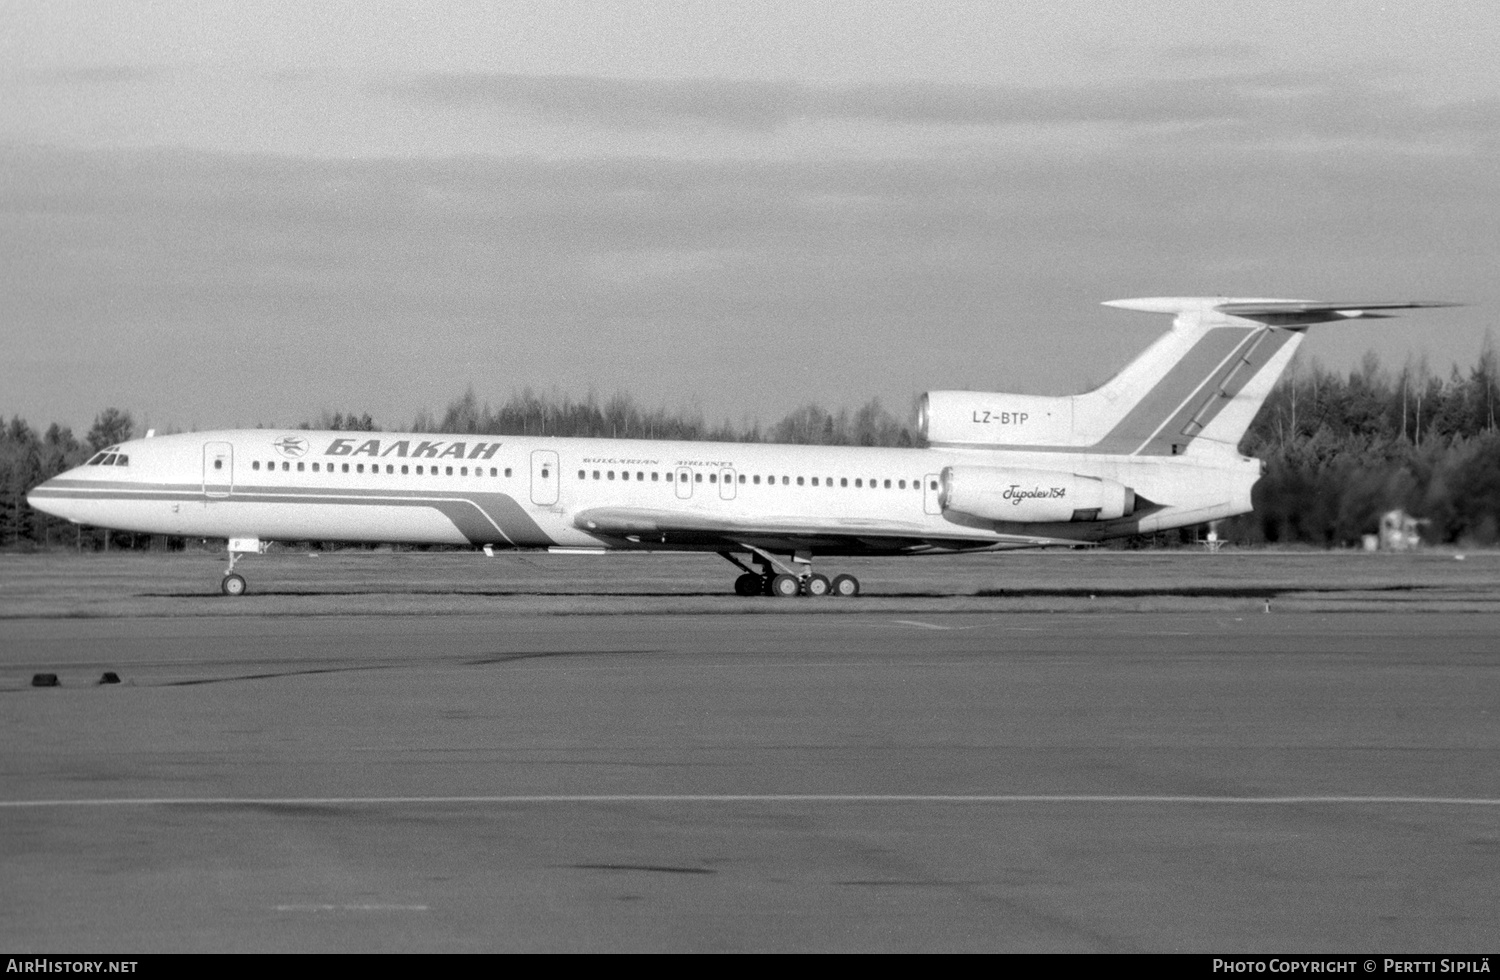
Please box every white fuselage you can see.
[30,428,1259,556]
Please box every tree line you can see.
[1223,340,1500,546]
[4,343,1499,549]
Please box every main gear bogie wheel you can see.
[770,574,801,598]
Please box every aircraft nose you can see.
[27,476,65,517]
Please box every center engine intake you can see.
[940,465,1136,523]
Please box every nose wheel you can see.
[221,573,247,597]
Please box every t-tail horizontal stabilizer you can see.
[1103,297,1461,328]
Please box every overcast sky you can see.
[2,0,1495,433]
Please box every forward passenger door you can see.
[203,442,233,499]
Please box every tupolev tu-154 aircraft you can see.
[28,297,1455,597]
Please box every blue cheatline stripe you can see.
[3,793,1498,808]
[1088,327,1258,454]
[27,482,555,548]
[1129,326,1297,455]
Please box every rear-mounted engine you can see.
[940,465,1136,523]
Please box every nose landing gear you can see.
[220,537,264,597]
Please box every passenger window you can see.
[312,463,320,473]
[252,461,260,471]
[855,479,862,487]
[841,478,848,487]
[593,470,601,480]
[282,461,290,471]
[666,472,673,482]
[708,474,716,483]
[753,475,761,485]
[578,470,586,479]
[297,462,305,472]
[652,472,659,481]
[461,466,468,476]
[446,466,454,476]
[622,472,629,481]
[796,477,804,486]
[884,479,891,489]
[490,468,497,477]
[608,471,615,480]
[899,479,906,489]
[811,477,818,486]
[930,480,938,490]
[213,459,222,470]
[637,472,644,481]
[695,473,702,483]
[505,468,512,477]
[738,474,745,483]
[357,464,365,473]
[402,465,409,475]
[342,463,350,473]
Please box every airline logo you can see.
[273,435,309,458]
[323,438,503,461]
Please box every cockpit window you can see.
[87,445,129,466]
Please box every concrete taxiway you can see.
[4,586,1499,951]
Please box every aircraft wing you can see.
[1213,300,1460,321]
[570,506,1070,552]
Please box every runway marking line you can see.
[889,620,985,631]
[274,904,429,912]
[4,794,1500,808]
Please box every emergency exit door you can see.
[530,450,559,506]
[923,472,943,515]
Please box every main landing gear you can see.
[722,551,860,598]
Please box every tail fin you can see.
[920,297,1457,456]
[1083,297,1457,457]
